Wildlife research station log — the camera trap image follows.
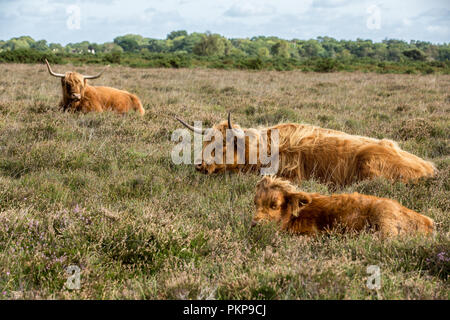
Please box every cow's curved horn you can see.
[227,112,245,139]
[227,112,233,130]
[83,65,110,79]
[44,59,65,78]
[175,116,205,134]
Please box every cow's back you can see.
[278,126,377,184]
[87,86,144,114]
[274,123,435,184]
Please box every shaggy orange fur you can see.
[253,176,434,238]
[177,114,436,185]
[45,60,145,115]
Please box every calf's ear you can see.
[287,191,312,217]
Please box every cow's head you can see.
[252,176,311,227]
[175,113,251,174]
[45,59,108,103]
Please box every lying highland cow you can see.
[252,176,434,238]
[45,59,145,115]
[176,113,436,185]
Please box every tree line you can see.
[1,31,449,73]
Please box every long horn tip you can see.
[174,115,186,125]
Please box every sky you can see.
[0,0,449,44]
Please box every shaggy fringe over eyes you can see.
[256,175,298,194]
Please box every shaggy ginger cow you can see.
[253,176,434,238]
[176,113,436,185]
[45,60,145,115]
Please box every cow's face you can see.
[252,176,311,227]
[176,113,246,174]
[195,121,242,174]
[253,187,286,225]
[44,59,108,106]
[61,73,86,102]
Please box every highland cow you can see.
[175,113,436,185]
[45,59,145,115]
[252,176,434,238]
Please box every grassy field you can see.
[0,63,448,299]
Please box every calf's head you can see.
[45,59,108,103]
[252,176,311,226]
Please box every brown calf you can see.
[252,176,434,238]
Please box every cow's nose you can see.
[195,164,202,171]
[251,220,257,227]
[71,93,81,100]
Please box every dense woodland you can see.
[1,31,449,73]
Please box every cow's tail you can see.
[130,94,145,116]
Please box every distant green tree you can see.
[257,47,270,58]
[170,32,203,53]
[49,43,63,52]
[193,32,228,56]
[438,46,450,61]
[115,38,139,52]
[114,34,146,52]
[167,30,188,40]
[383,39,409,61]
[372,42,388,60]
[231,38,258,56]
[336,48,352,60]
[31,40,48,51]
[4,36,35,50]
[403,49,427,61]
[317,37,340,58]
[102,42,124,53]
[147,39,169,53]
[299,40,323,57]
[270,41,290,58]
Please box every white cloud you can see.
[313,0,351,8]
[402,18,412,26]
[224,2,276,17]
[426,25,449,33]
[18,0,59,17]
[140,8,156,21]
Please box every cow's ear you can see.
[84,78,87,86]
[287,191,311,217]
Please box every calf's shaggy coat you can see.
[253,176,434,238]
[176,113,436,185]
[45,60,145,115]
